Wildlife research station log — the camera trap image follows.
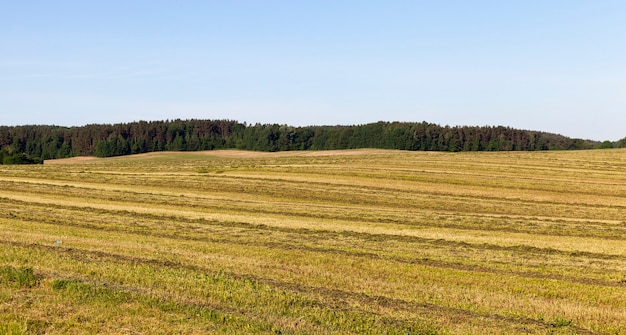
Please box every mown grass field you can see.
[1,149,625,334]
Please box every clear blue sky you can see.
[1,1,625,140]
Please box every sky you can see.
[1,1,625,141]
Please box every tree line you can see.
[0,148,44,165]
[0,119,620,163]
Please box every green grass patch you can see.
[0,266,38,288]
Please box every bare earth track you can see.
[43,149,396,164]
[2,149,626,334]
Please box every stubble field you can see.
[1,149,625,334]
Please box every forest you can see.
[0,119,622,163]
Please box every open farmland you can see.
[1,149,626,334]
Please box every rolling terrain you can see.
[1,149,626,334]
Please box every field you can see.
[1,149,626,334]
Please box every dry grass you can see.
[3,148,626,334]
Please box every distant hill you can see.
[0,119,618,163]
